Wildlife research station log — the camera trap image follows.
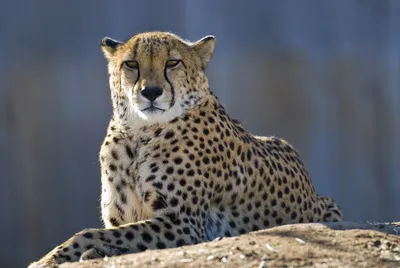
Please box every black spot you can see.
[174,157,183,164]
[113,231,121,238]
[125,231,134,241]
[277,163,283,172]
[156,242,166,249]
[120,193,127,204]
[152,195,167,210]
[226,184,233,191]
[165,131,175,139]
[167,183,175,191]
[262,193,268,200]
[284,187,290,194]
[194,180,201,187]
[166,167,174,174]
[137,244,147,251]
[186,207,192,215]
[154,128,162,137]
[164,222,173,229]
[141,232,153,243]
[109,164,117,171]
[264,208,270,216]
[270,185,275,194]
[176,239,185,247]
[153,182,163,190]
[166,213,181,225]
[82,232,93,239]
[291,212,298,220]
[170,197,179,207]
[150,224,161,233]
[164,231,175,241]
[125,146,134,158]
[144,191,151,202]
[130,225,139,231]
[247,150,252,161]
[186,141,194,147]
[110,217,120,226]
[111,150,119,160]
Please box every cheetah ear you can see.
[192,35,216,69]
[101,37,122,60]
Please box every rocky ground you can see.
[62,221,400,268]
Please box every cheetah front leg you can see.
[28,214,205,268]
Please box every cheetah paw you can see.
[80,244,129,261]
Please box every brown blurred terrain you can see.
[1,1,399,267]
[62,222,400,268]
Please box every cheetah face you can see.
[101,32,215,126]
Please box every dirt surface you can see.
[61,221,400,268]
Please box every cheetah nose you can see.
[141,86,163,102]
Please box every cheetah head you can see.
[101,32,215,126]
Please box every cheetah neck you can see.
[108,91,253,156]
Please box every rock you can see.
[61,221,400,268]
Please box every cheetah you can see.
[29,31,342,267]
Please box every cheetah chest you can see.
[100,136,157,227]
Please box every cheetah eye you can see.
[165,60,182,69]
[124,61,139,70]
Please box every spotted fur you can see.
[29,32,342,268]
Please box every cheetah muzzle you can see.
[29,31,342,268]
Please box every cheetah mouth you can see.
[141,105,165,113]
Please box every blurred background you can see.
[1,0,399,267]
